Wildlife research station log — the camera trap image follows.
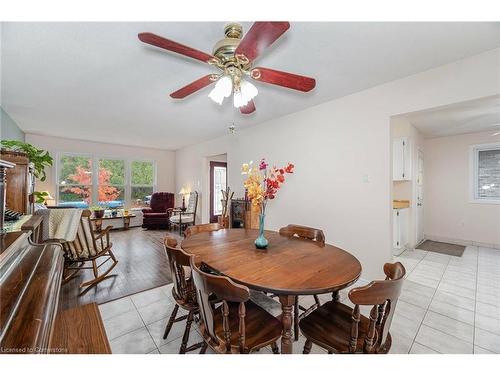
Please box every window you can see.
[98,159,125,208]
[58,155,92,208]
[131,160,155,208]
[57,154,156,208]
[471,143,500,203]
[209,161,227,223]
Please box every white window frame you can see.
[469,142,500,205]
[56,152,157,207]
[130,159,157,208]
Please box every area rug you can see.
[416,240,465,257]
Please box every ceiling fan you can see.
[138,22,316,114]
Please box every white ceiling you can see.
[1,22,499,150]
[404,95,500,138]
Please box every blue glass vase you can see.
[254,214,269,249]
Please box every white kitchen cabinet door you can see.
[393,209,400,249]
[393,208,409,250]
[393,137,411,181]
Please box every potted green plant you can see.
[0,140,53,181]
[89,205,107,219]
[33,191,49,204]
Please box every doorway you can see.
[209,161,227,223]
[415,149,424,245]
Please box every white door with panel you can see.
[416,150,424,245]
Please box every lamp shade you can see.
[178,188,187,195]
[42,191,55,200]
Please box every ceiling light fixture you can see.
[209,74,259,108]
[208,75,232,105]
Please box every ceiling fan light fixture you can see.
[240,79,258,101]
[208,75,232,105]
[233,90,245,108]
[233,80,258,108]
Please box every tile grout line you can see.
[105,288,172,353]
[473,246,479,352]
[410,251,452,354]
[399,248,428,353]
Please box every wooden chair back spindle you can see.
[347,262,405,353]
[164,237,194,303]
[190,256,250,353]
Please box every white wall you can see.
[25,133,176,199]
[424,130,500,248]
[175,49,500,280]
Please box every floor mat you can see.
[416,240,465,257]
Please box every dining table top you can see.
[181,228,362,296]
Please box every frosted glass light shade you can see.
[233,80,258,108]
[241,80,258,101]
[208,75,232,105]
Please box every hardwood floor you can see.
[59,227,182,310]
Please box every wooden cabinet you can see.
[393,208,408,252]
[393,137,411,181]
[230,199,259,229]
[0,150,34,214]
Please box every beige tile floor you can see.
[99,245,500,354]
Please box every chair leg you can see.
[303,339,312,354]
[313,294,320,306]
[163,304,179,339]
[200,342,208,354]
[179,310,194,354]
[294,298,299,341]
[270,341,279,354]
[78,255,119,295]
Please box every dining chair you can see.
[299,262,406,354]
[184,222,221,237]
[163,236,204,354]
[278,224,326,340]
[190,256,282,354]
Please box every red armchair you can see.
[142,192,175,229]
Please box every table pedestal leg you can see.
[94,219,102,232]
[123,217,131,230]
[279,295,295,354]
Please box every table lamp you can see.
[42,191,55,206]
[178,188,187,210]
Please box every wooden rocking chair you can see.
[60,209,118,295]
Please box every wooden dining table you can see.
[181,228,362,354]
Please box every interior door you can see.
[209,161,227,223]
[416,150,424,244]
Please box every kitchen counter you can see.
[393,200,410,209]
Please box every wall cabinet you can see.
[393,208,408,251]
[393,137,411,181]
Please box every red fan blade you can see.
[250,67,316,92]
[170,74,218,99]
[235,22,290,63]
[138,32,215,63]
[240,100,256,114]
